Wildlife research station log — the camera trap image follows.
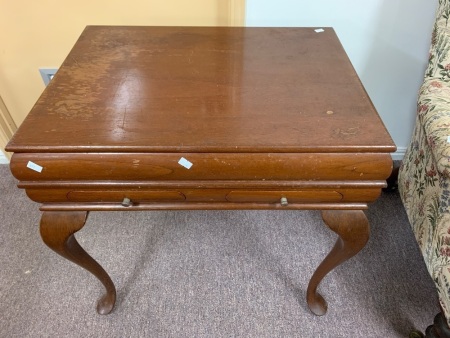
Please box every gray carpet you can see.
[0,164,440,337]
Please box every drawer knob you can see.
[280,197,288,206]
[121,197,133,207]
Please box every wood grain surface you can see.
[6,26,395,154]
[10,152,393,181]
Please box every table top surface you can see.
[7,26,395,154]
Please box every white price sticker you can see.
[178,157,193,169]
[27,161,43,173]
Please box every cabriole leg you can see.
[40,211,116,314]
[307,210,369,315]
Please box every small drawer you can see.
[67,190,185,203]
[225,190,343,203]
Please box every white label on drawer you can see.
[178,157,193,169]
[447,135,450,143]
[27,161,43,173]
[315,28,324,33]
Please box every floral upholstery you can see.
[399,0,450,326]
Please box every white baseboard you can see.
[0,152,9,164]
[391,147,407,161]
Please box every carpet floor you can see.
[0,164,440,337]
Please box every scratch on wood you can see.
[121,108,127,129]
[334,127,360,137]
[71,57,80,67]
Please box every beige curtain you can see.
[0,95,17,160]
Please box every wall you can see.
[0,0,235,139]
[246,0,437,159]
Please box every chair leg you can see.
[384,166,399,191]
[425,312,450,338]
[409,311,450,338]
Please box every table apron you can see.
[10,152,393,182]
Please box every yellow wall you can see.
[0,0,243,130]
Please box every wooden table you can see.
[6,26,396,315]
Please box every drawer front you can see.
[226,190,343,203]
[25,186,382,204]
[67,190,185,203]
[11,152,393,181]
